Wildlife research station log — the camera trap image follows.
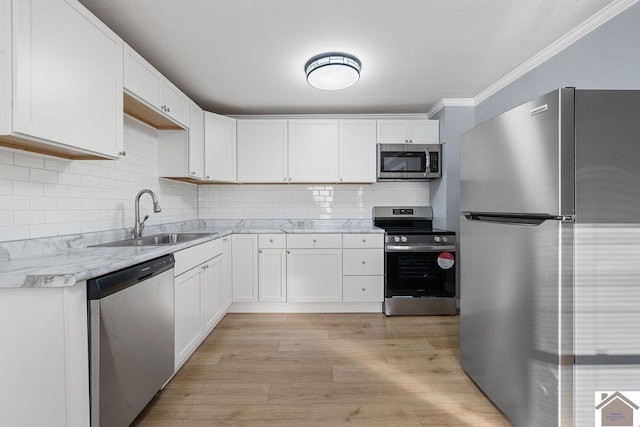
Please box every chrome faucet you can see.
[133,189,161,239]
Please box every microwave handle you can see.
[424,148,430,171]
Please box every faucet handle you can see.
[140,214,149,233]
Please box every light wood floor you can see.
[134,313,509,426]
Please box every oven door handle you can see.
[386,245,456,252]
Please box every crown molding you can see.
[426,98,475,118]
[474,0,639,105]
[428,0,638,117]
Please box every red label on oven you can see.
[437,252,455,269]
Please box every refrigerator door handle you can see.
[461,211,573,226]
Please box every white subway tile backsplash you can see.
[0,116,198,241]
[0,180,12,195]
[14,153,44,169]
[29,168,58,184]
[0,164,29,181]
[0,150,13,165]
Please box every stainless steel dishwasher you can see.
[88,254,175,427]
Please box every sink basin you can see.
[92,232,216,247]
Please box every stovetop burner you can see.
[372,206,454,235]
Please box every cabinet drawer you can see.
[343,276,383,302]
[342,234,383,249]
[286,234,342,249]
[343,249,384,276]
[259,234,286,248]
[174,238,223,276]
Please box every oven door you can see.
[385,246,456,297]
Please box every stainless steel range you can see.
[373,206,457,316]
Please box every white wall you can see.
[0,116,198,241]
[198,182,429,219]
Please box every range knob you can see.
[442,236,449,243]
[400,236,408,243]
[434,236,442,243]
[393,236,401,243]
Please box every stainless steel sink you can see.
[91,232,216,247]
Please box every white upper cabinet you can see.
[237,119,288,183]
[188,102,205,180]
[204,112,237,182]
[123,43,190,128]
[1,0,124,159]
[157,100,204,181]
[376,119,439,144]
[339,119,377,183]
[288,119,339,183]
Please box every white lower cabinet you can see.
[221,236,232,307]
[173,238,227,371]
[202,256,223,331]
[342,234,384,303]
[287,248,343,302]
[343,276,384,302]
[232,234,258,302]
[259,249,287,302]
[174,266,203,369]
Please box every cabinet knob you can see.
[284,177,287,182]
[361,260,366,264]
[362,239,366,243]
[361,288,366,292]
[269,239,274,243]
[288,177,292,182]
[190,171,196,175]
[206,175,210,179]
[167,107,171,112]
[313,239,317,243]
[405,139,409,143]
[287,250,290,254]
[118,151,126,156]
[340,178,343,182]
[259,250,262,254]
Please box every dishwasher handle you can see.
[88,254,175,300]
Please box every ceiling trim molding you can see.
[474,0,639,105]
[426,98,475,118]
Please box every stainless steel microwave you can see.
[377,143,441,181]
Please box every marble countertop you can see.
[0,219,383,289]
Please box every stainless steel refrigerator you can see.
[460,88,640,426]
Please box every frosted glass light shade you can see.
[305,53,361,91]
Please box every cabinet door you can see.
[13,0,123,157]
[205,112,237,182]
[124,43,163,110]
[163,80,190,127]
[408,120,439,144]
[188,101,205,179]
[237,119,288,183]
[339,120,377,183]
[376,120,408,144]
[288,119,339,182]
[202,256,223,331]
[343,249,384,276]
[221,236,232,307]
[259,249,287,302]
[287,249,342,302]
[175,267,203,369]
[231,234,258,302]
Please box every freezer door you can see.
[460,88,574,216]
[460,217,573,426]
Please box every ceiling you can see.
[78,0,619,115]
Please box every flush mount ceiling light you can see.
[305,53,361,91]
